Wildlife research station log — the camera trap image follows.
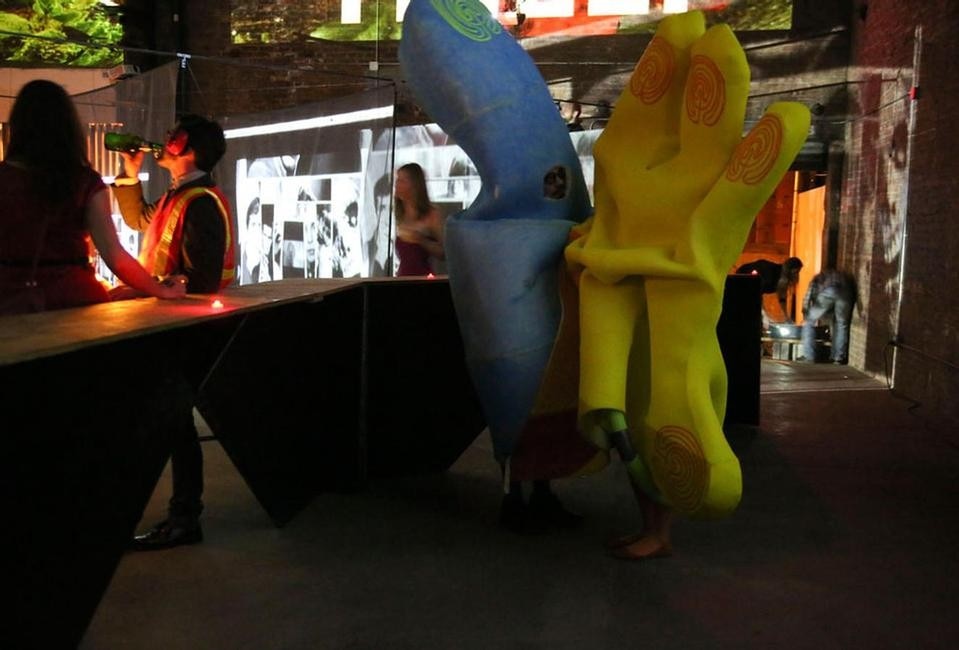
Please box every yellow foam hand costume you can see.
[566,11,810,518]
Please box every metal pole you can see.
[890,25,922,389]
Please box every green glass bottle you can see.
[103,132,163,155]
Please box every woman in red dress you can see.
[393,162,445,276]
[0,80,185,314]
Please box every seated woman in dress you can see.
[0,80,185,314]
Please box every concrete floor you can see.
[80,360,959,650]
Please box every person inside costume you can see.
[565,13,810,560]
[0,79,185,315]
[398,0,596,538]
[112,113,235,550]
[393,163,445,276]
[399,2,809,555]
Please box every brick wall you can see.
[841,0,959,423]
[167,2,850,127]
[130,2,959,425]
[177,2,400,119]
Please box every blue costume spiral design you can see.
[430,0,502,42]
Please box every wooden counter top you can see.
[0,278,379,367]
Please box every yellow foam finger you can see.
[598,10,705,172]
[676,24,751,175]
[566,13,809,522]
[630,277,742,518]
[686,101,812,277]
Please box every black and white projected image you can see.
[282,221,304,278]
[231,121,606,283]
[328,176,363,278]
[226,99,610,282]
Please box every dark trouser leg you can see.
[528,479,582,528]
[168,407,203,526]
[831,292,853,362]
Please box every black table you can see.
[0,278,484,649]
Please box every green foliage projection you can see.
[0,0,122,67]
[306,16,403,44]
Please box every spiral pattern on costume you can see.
[725,113,784,185]
[651,425,708,514]
[430,0,502,42]
[630,36,674,105]
[685,55,725,126]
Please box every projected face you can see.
[262,221,273,257]
[245,200,263,262]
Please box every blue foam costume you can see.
[399,0,592,465]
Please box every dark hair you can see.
[176,113,226,172]
[6,79,90,205]
[777,256,804,296]
[246,197,261,227]
[543,165,567,199]
[396,162,432,222]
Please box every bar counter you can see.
[1,277,484,649]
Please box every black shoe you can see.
[130,520,203,551]
[527,489,583,530]
[499,495,549,536]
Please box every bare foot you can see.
[608,535,672,561]
[605,531,644,550]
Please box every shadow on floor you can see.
[80,378,959,650]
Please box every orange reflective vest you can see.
[139,185,235,290]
